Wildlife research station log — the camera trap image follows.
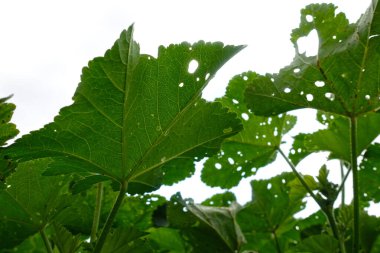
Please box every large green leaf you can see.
[202,72,296,188]
[286,234,339,253]
[0,159,70,249]
[290,112,380,164]
[5,25,243,193]
[245,2,380,117]
[237,173,307,253]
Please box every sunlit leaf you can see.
[245,3,380,117]
[201,191,237,207]
[360,144,380,203]
[5,25,243,194]
[202,72,296,188]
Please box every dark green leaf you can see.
[202,72,296,188]
[0,159,70,249]
[148,227,189,252]
[168,193,245,252]
[0,96,18,147]
[0,233,46,253]
[286,234,339,253]
[237,173,307,253]
[245,3,380,117]
[6,25,243,194]
[51,223,82,253]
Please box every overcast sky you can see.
[0,0,373,205]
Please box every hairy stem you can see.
[91,182,104,243]
[93,181,128,253]
[325,208,346,253]
[40,227,54,253]
[350,116,360,253]
[278,148,319,203]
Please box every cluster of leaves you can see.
[1,1,380,252]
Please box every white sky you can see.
[0,1,374,208]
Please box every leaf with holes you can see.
[0,159,70,249]
[290,111,380,165]
[237,173,307,253]
[245,3,380,117]
[202,72,296,189]
[359,143,380,203]
[5,25,243,194]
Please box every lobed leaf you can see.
[5,25,244,193]
[202,72,296,188]
[245,2,380,117]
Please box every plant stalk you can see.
[325,208,346,253]
[340,161,346,206]
[93,180,128,253]
[91,182,104,243]
[40,227,54,253]
[350,116,360,253]
[278,148,319,203]
[273,229,282,253]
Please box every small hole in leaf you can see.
[306,14,314,22]
[332,35,337,40]
[241,113,249,121]
[306,94,314,101]
[325,92,335,101]
[267,183,272,190]
[300,91,304,95]
[241,172,246,176]
[196,77,200,82]
[284,87,292,93]
[365,95,370,100]
[236,166,241,171]
[341,73,348,78]
[270,78,275,82]
[251,168,256,173]
[315,80,325,87]
[215,163,222,170]
[290,149,296,154]
[293,68,300,73]
[362,68,366,72]
[205,73,210,80]
[188,59,199,74]
[178,82,184,88]
[243,75,248,81]
[228,157,235,165]
[232,99,239,104]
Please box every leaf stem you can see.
[93,180,128,253]
[272,228,282,253]
[278,148,319,203]
[339,161,346,206]
[40,227,54,253]
[91,182,104,243]
[350,116,360,252]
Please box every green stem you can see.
[273,228,282,253]
[278,148,319,203]
[40,227,54,253]
[340,161,346,206]
[91,182,104,243]
[337,165,351,200]
[350,116,360,253]
[93,181,128,253]
[325,208,346,253]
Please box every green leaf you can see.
[0,96,18,147]
[201,191,237,207]
[50,223,82,253]
[148,227,189,253]
[286,234,339,253]
[6,25,243,193]
[0,159,70,249]
[168,193,245,252]
[0,233,46,253]
[237,173,307,253]
[245,3,380,117]
[360,144,380,203]
[0,96,19,182]
[202,72,296,188]
[290,111,380,164]
[100,227,152,253]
